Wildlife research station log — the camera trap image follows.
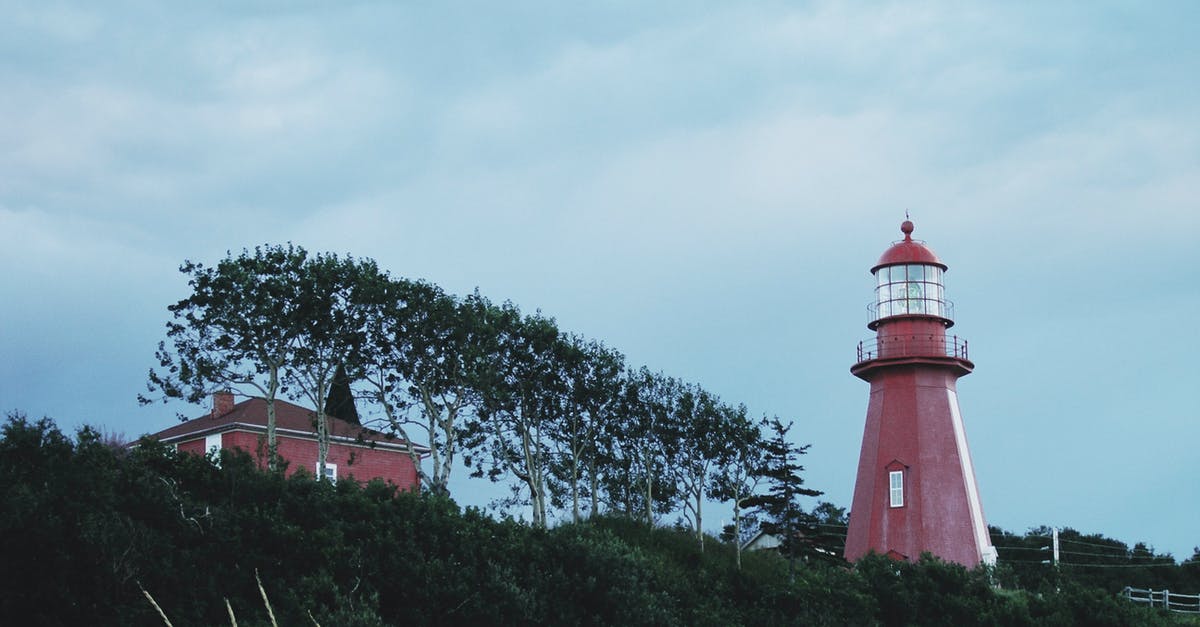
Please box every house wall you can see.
[176,437,208,455]
[217,430,419,490]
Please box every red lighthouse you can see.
[844,220,997,567]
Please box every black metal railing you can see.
[856,334,969,363]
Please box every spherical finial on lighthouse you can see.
[900,220,914,240]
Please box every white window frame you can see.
[205,433,222,467]
[316,463,338,484]
[889,470,904,507]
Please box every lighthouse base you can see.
[844,364,995,568]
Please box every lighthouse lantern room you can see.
[844,220,997,567]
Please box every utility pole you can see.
[1052,527,1060,566]
[1052,526,1061,593]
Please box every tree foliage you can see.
[1,413,1179,627]
[989,525,1195,595]
[741,417,824,572]
[143,245,827,534]
[279,252,386,480]
[711,404,764,568]
[465,305,564,527]
[141,244,313,470]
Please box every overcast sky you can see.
[2,1,1197,560]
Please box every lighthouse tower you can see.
[844,220,997,567]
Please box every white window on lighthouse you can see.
[889,470,904,507]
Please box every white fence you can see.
[1122,586,1200,614]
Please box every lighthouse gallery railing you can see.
[856,334,969,363]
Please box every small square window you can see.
[316,463,338,484]
[889,470,904,507]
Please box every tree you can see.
[662,383,730,551]
[710,404,764,569]
[361,282,495,496]
[141,244,311,471]
[602,368,678,525]
[809,501,849,561]
[282,252,385,481]
[742,417,823,576]
[548,335,625,522]
[465,305,564,527]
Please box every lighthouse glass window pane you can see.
[906,281,924,303]
[889,471,904,507]
[907,264,923,282]
[929,267,943,285]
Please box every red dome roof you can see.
[870,220,946,273]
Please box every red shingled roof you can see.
[148,397,428,453]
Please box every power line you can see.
[1018,534,1160,552]
[995,558,1178,568]
[1058,549,1169,560]
[1059,561,1177,569]
[994,546,1051,552]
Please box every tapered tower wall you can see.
[844,365,992,566]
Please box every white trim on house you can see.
[154,423,430,456]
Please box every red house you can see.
[149,391,427,489]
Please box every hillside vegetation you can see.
[1,414,1186,626]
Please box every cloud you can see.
[1,0,1198,559]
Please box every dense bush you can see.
[0,414,1179,625]
[990,525,1200,595]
